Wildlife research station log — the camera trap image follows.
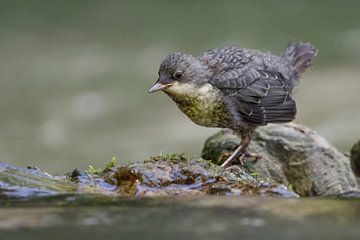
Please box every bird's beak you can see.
[148,82,172,93]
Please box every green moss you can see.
[103,157,116,173]
[86,165,102,175]
[86,156,117,175]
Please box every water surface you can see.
[1,195,360,239]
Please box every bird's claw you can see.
[244,151,261,162]
[220,149,260,167]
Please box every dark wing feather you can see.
[200,47,252,74]
[210,69,296,126]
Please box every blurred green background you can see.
[0,0,359,173]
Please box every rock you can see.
[202,123,360,197]
[1,123,358,199]
[110,154,297,197]
[0,154,297,199]
[350,140,360,178]
[0,162,76,198]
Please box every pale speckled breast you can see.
[164,83,226,127]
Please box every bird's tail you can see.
[281,42,318,74]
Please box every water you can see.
[1,196,360,239]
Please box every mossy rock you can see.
[0,153,297,198]
[202,123,360,197]
[1,123,359,199]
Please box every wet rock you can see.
[202,123,360,197]
[1,123,358,199]
[0,162,118,198]
[0,154,296,198]
[0,162,76,198]
[109,154,297,197]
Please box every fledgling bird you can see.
[148,42,317,167]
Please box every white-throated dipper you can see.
[148,42,317,167]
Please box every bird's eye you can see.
[173,71,183,80]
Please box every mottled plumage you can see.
[149,42,317,166]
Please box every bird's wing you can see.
[200,47,253,74]
[209,68,296,126]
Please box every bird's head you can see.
[148,52,212,93]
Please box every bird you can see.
[148,42,317,167]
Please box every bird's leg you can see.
[220,134,251,167]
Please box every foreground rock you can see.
[1,123,358,198]
[0,155,296,198]
[202,123,360,197]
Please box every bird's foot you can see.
[222,164,244,172]
[220,151,259,168]
[244,151,261,162]
[220,146,246,167]
[220,148,260,167]
[220,134,253,168]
